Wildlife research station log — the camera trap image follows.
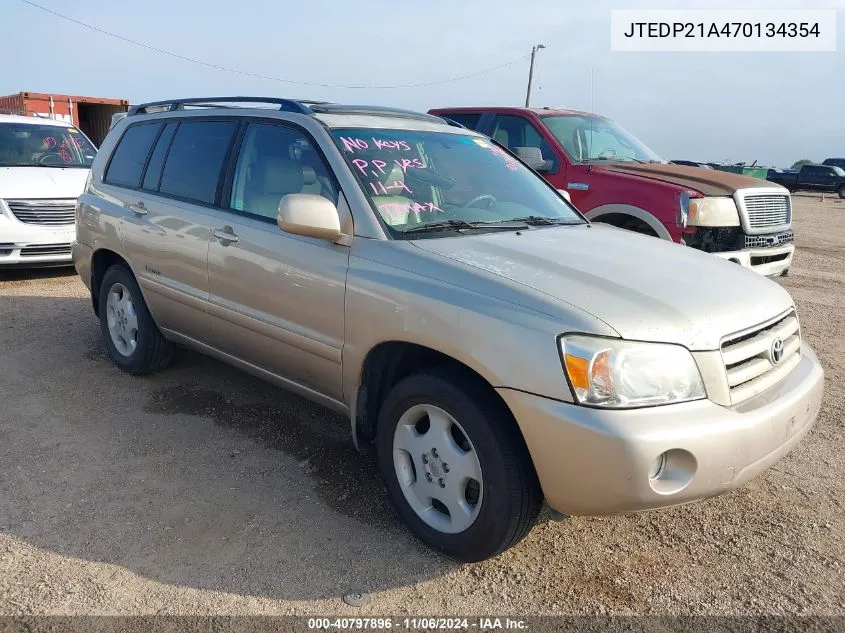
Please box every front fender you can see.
[584,204,672,241]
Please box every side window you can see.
[159,120,237,205]
[141,122,177,191]
[491,115,558,170]
[229,123,338,221]
[105,123,162,188]
[440,113,481,130]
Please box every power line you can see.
[18,0,530,90]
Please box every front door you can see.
[206,121,349,401]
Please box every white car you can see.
[0,114,97,267]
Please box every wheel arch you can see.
[584,204,671,240]
[351,340,523,453]
[90,249,132,316]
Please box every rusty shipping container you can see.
[0,92,129,147]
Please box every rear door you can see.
[799,166,824,190]
[205,120,349,402]
[116,117,238,339]
[817,166,839,191]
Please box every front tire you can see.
[98,264,174,374]
[376,367,542,562]
[838,185,845,199]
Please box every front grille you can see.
[7,199,76,226]
[20,243,72,257]
[745,231,794,249]
[0,243,13,256]
[721,311,801,404]
[743,194,790,230]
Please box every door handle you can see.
[213,226,239,244]
[128,201,147,216]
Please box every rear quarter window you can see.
[104,123,162,188]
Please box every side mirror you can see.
[277,193,342,241]
[557,189,572,203]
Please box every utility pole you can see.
[525,44,546,107]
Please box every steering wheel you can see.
[462,194,497,209]
[38,153,66,166]
[597,148,617,159]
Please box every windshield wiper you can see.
[403,219,528,234]
[505,216,580,226]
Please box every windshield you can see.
[0,123,97,168]
[832,166,845,176]
[331,128,584,237]
[541,115,663,164]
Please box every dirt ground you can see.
[0,195,843,616]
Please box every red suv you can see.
[429,107,794,277]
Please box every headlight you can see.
[687,197,740,227]
[560,335,706,408]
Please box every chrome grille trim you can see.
[721,310,801,404]
[734,188,792,235]
[20,243,72,257]
[745,231,794,250]
[7,199,77,226]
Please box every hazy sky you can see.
[2,0,843,167]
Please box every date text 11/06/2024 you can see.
[307,617,528,630]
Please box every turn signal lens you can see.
[563,353,589,390]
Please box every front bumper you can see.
[713,243,794,278]
[498,343,824,516]
[0,214,74,267]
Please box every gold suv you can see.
[73,97,824,562]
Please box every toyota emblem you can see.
[770,338,785,364]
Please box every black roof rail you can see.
[127,96,320,116]
[125,97,451,126]
[308,103,443,123]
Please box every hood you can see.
[412,224,794,350]
[0,166,89,200]
[602,163,777,196]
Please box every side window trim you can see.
[218,117,342,225]
[138,123,168,189]
[141,122,179,193]
[214,119,245,208]
[219,120,250,218]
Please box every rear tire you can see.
[376,367,542,562]
[98,264,174,374]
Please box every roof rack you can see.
[125,97,448,125]
[127,96,320,116]
[308,103,443,123]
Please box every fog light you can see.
[648,448,697,495]
[649,453,667,480]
